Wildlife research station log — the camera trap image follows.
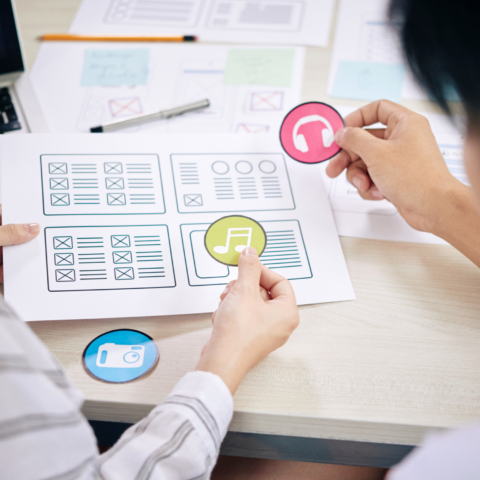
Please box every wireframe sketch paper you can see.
[69,0,335,47]
[1,134,355,321]
[321,106,465,244]
[328,0,427,101]
[30,43,304,135]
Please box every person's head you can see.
[389,0,480,195]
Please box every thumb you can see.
[335,127,384,165]
[234,247,262,294]
[0,223,41,247]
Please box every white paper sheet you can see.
[321,106,466,244]
[328,0,427,101]
[1,134,355,321]
[69,0,335,47]
[30,43,304,136]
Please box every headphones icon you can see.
[292,115,335,153]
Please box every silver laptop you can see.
[0,0,47,134]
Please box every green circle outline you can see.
[204,215,267,267]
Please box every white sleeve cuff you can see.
[154,371,233,462]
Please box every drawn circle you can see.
[235,160,253,175]
[279,102,345,164]
[82,329,159,384]
[212,161,229,175]
[259,160,276,174]
[205,215,267,267]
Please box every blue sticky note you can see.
[81,49,150,87]
[332,61,405,103]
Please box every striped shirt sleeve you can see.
[0,296,233,480]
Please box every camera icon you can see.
[96,343,145,369]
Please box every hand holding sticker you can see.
[280,102,345,164]
[205,216,267,266]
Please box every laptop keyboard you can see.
[0,87,21,133]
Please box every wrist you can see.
[195,344,253,396]
[430,179,476,239]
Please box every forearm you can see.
[432,180,480,267]
[98,371,233,479]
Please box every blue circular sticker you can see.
[82,329,159,383]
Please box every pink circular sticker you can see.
[280,102,345,164]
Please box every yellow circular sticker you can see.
[205,215,267,266]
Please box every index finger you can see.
[260,266,296,302]
[345,100,411,129]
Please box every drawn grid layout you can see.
[103,0,306,32]
[45,225,175,292]
[41,154,165,215]
[181,220,312,286]
[171,153,295,213]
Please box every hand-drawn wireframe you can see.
[206,0,306,32]
[108,97,142,118]
[235,123,270,133]
[104,0,207,28]
[41,154,165,216]
[249,91,284,112]
[77,86,149,132]
[171,153,295,213]
[168,61,235,131]
[50,178,69,190]
[45,225,176,292]
[181,220,312,286]
[54,253,74,266]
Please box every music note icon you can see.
[214,227,252,254]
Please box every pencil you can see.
[37,34,197,42]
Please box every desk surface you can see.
[17,0,480,450]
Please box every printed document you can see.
[1,134,355,321]
[328,0,427,101]
[69,0,335,47]
[30,43,304,135]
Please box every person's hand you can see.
[196,247,300,395]
[0,206,40,282]
[326,100,463,234]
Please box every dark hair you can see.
[389,0,480,123]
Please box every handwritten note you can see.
[81,49,150,87]
[224,49,294,87]
[331,61,405,103]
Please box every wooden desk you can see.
[16,0,480,468]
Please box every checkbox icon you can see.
[54,253,74,265]
[51,193,70,206]
[105,177,125,189]
[49,163,67,174]
[55,269,75,282]
[104,162,123,174]
[112,251,132,264]
[53,236,73,250]
[107,193,126,205]
[184,194,203,207]
[111,235,130,248]
[114,267,134,280]
[50,178,69,190]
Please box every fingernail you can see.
[242,247,258,257]
[24,223,40,235]
[352,176,363,191]
[222,286,230,295]
[371,188,384,199]
[335,128,346,144]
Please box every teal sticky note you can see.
[332,61,406,103]
[224,49,295,87]
[81,49,150,87]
